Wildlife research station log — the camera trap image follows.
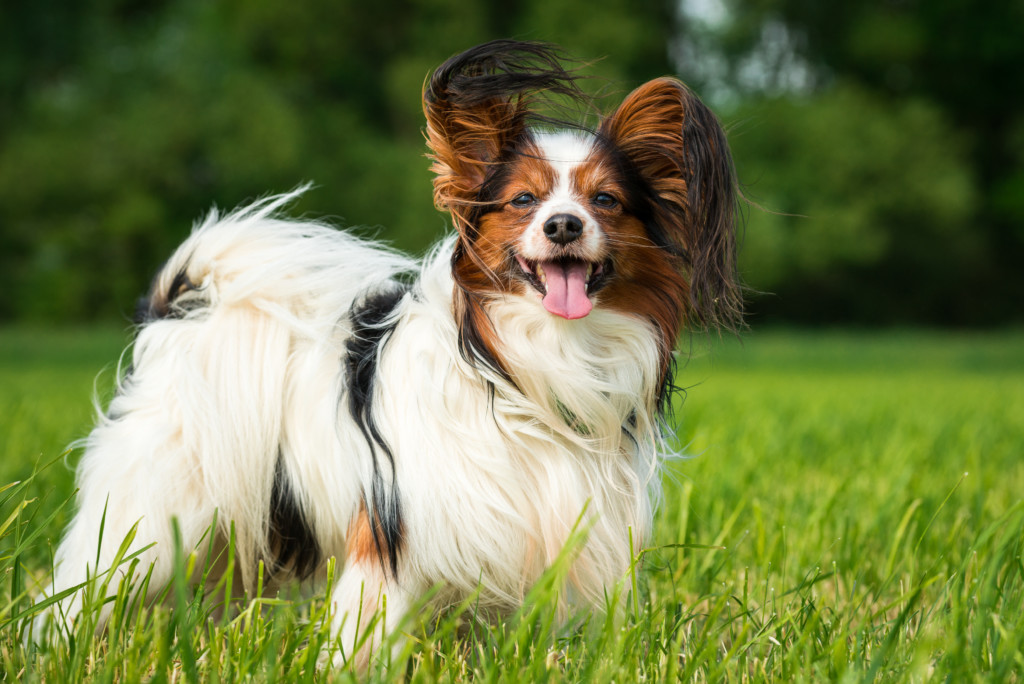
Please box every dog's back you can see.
[44,190,413,626]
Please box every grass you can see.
[2,325,1022,681]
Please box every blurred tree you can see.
[731,85,978,323]
[681,0,1024,324]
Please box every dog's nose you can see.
[543,214,584,245]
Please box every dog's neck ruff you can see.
[425,238,664,450]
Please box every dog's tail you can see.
[137,187,408,327]
[99,188,414,587]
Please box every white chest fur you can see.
[373,265,665,610]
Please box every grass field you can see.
[1,326,1022,681]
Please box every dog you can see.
[36,40,741,667]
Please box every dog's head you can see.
[423,40,742,379]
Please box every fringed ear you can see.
[423,40,582,236]
[600,78,743,332]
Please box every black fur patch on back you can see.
[268,452,322,579]
[344,284,410,579]
[134,261,204,324]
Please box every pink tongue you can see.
[540,260,592,319]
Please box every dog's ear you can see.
[423,40,581,236]
[600,78,743,331]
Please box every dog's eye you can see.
[510,192,537,208]
[593,192,618,208]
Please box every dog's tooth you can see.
[538,264,546,284]
[586,263,593,282]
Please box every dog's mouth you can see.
[513,254,612,320]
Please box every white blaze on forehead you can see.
[521,131,603,258]
[534,130,595,183]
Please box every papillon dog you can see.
[37,40,741,667]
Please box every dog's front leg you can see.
[329,558,417,673]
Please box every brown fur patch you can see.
[599,78,742,333]
[346,502,377,564]
[574,146,689,375]
[472,142,556,280]
[424,97,530,234]
[597,223,688,374]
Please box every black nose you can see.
[543,214,584,245]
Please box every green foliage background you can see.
[1,0,1021,325]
